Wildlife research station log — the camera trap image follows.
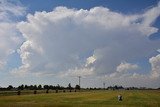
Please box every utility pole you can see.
[103,82,105,90]
[78,76,81,88]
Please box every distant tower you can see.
[78,76,81,87]
[103,82,105,89]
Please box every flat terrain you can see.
[0,90,159,107]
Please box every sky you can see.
[0,0,160,88]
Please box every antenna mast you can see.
[103,82,105,89]
[78,76,81,87]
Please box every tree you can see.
[38,85,42,90]
[29,85,34,90]
[33,85,37,90]
[24,85,28,89]
[49,85,54,90]
[44,85,49,90]
[75,85,80,90]
[67,83,73,90]
[56,84,61,90]
[7,85,13,90]
[18,84,24,90]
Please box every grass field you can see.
[0,90,159,107]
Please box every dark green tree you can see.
[30,85,34,90]
[33,85,37,90]
[38,85,42,90]
[24,85,28,89]
[7,85,13,90]
[18,84,24,90]
[68,83,73,90]
[75,85,80,90]
[44,85,49,90]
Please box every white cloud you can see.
[85,55,96,67]
[0,0,25,70]
[149,54,160,78]
[116,62,139,73]
[0,0,26,21]
[61,67,94,77]
[11,3,160,87]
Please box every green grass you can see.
[0,90,159,107]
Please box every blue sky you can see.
[0,0,160,88]
[20,0,159,12]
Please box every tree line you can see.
[0,83,80,91]
[0,84,159,91]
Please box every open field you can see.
[0,90,159,107]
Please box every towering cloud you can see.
[10,2,160,87]
[149,54,160,78]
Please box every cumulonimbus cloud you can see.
[10,2,160,87]
[149,54,160,78]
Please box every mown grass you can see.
[0,90,159,107]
